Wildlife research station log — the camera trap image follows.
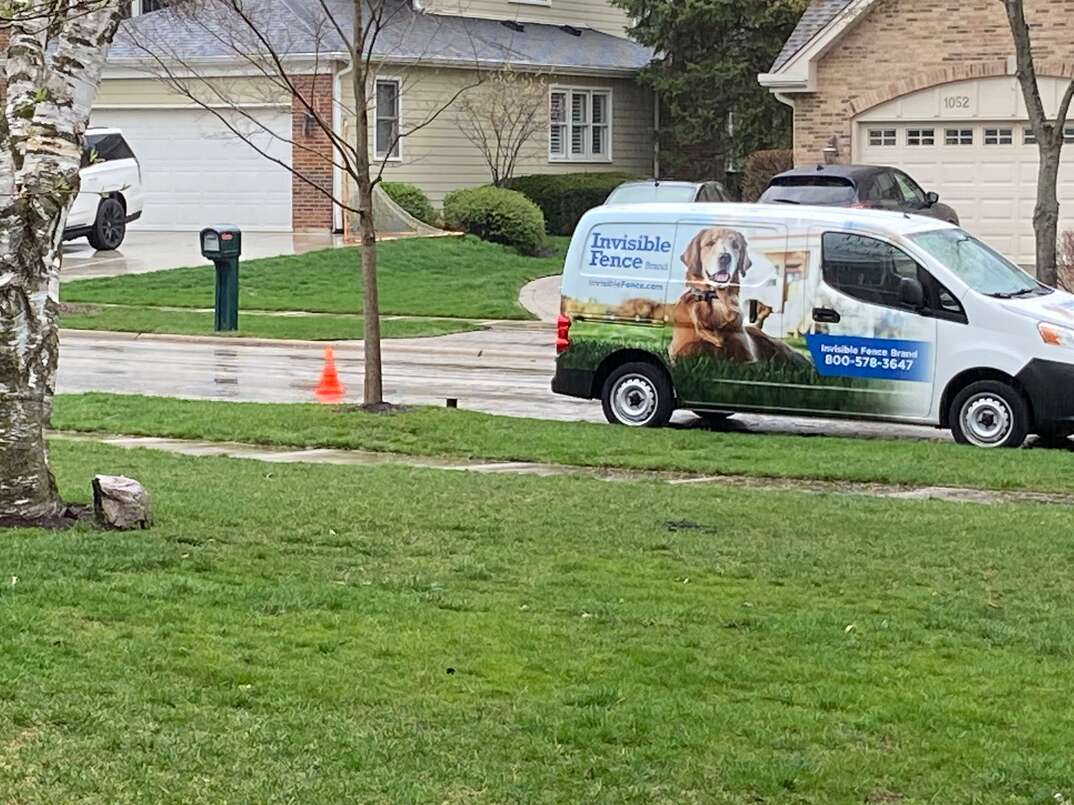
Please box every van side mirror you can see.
[925,191,940,207]
[899,277,925,309]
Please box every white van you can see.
[552,203,1074,448]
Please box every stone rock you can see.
[92,475,152,530]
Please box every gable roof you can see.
[109,0,653,75]
[771,0,853,71]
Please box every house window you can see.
[1065,127,1074,145]
[945,128,974,145]
[120,0,168,16]
[375,79,401,160]
[906,128,935,146]
[549,88,612,162]
[868,128,896,147]
[1024,128,1038,145]
[984,127,1013,145]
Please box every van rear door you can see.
[803,229,937,419]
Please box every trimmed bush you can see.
[442,186,547,256]
[507,172,639,235]
[380,181,439,226]
[741,149,794,202]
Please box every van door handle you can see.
[813,307,841,324]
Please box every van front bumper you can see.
[551,365,595,399]
[1017,358,1074,429]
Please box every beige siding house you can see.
[101,0,653,233]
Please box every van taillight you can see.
[556,315,571,355]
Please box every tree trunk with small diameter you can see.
[351,0,384,405]
[1003,0,1074,286]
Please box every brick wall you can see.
[791,0,1074,165]
[291,74,336,232]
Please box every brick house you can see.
[94,0,654,235]
[759,0,1074,264]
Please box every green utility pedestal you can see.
[200,225,242,332]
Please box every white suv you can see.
[63,128,145,251]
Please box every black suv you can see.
[759,165,959,225]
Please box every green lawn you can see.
[62,235,568,320]
[53,393,1074,494]
[4,439,1073,802]
[59,305,479,341]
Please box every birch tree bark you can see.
[0,0,122,525]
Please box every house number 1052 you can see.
[944,95,971,110]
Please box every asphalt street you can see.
[57,322,947,441]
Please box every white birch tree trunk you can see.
[0,0,121,524]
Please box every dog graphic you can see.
[669,227,809,367]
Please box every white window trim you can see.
[867,128,896,147]
[374,76,403,163]
[548,86,614,164]
[906,128,935,146]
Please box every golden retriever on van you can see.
[669,227,808,367]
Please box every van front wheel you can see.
[601,362,674,428]
[950,380,1030,448]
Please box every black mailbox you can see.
[200,225,241,332]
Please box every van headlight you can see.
[1039,321,1074,348]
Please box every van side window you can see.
[822,232,919,308]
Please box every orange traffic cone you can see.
[314,347,346,404]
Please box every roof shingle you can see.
[110,0,653,74]
[771,0,853,71]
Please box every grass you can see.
[59,304,480,341]
[5,438,1074,802]
[62,235,569,320]
[52,393,1074,494]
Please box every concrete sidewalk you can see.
[53,430,1069,507]
[519,275,561,322]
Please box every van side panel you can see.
[556,209,945,421]
[557,222,677,393]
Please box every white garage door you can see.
[89,107,293,231]
[859,121,1074,266]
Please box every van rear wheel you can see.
[950,380,1029,448]
[601,362,674,428]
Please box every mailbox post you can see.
[200,225,242,332]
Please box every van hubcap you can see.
[961,395,1012,447]
[613,374,658,426]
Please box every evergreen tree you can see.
[615,0,807,181]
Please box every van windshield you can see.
[908,229,1050,298]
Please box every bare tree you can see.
[1003,0,1074,285]
[128,0,480,405]
[0,0,123,525]
[456,67,546,187]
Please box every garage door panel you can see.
[90,108,293,231]
[859,120,1074,265]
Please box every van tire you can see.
[87,197,126,251]
[949,380,1030,448]
[601,362,674,428]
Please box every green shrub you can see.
[442,186,547,256]
[507,172,639,235]
[741,149,794,202]
[380,182,439,226]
